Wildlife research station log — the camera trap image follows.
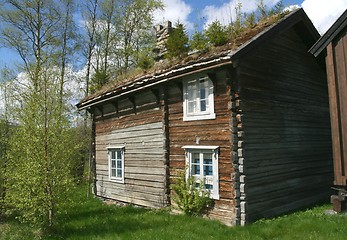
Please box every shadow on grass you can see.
[47,197,158,239]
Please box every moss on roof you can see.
[78,10,296,108]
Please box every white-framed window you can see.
[107,146,125,183]
[183,75,215,121]
[182,146,219,199]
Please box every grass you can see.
[1,185,347,240]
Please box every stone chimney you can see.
[153,21,173,61]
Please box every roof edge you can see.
[77,8,319,111]
[230,8,320,61]
[77,55,233,110]
[309,9,347,57]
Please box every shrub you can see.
[165,21,189,59]
[172,172,212,216]
[190,31,209,52]
[205,20,229,47]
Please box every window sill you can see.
[183,113,216,122]
[109,178,124,184]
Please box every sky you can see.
[153,0,347,33]
[0,0,347,71]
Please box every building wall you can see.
[238,27,333,223]
[93,90,168,208]
[166,69,238,225]
[325,26,347,186]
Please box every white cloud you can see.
[202,0,281,28]
[153,0,193,30]
[301,0,347,34]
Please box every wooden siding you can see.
[167,70,237,226]
[238,28,333,223]
[326,28,347,186]
[93,90,168,208]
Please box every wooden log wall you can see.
[238,28,333,223]
[325,29,347,186]
[93,89,168,208]
[167,70,237,226]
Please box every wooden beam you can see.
[151,89,160,106]
[128,96,136,113]
[111,101,119,115]
[96,105,103,117]
[174,81,183,94]
[207,72,217,94]
[326,42,343,186]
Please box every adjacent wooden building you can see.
[310,9,347,211]
[78,9,333,225]
[310,9,347,188]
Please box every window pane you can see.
[204,165,213,176]
[203,157,212,165]
[192,153,200,164]
[111,159,116,168]
[117,169,122,178]
[117,160,122,169]
[200,87,206,99]
[192,164,200,175]
[187,81,196,100]
[116,150,121,159]
[205,184,213,190]
[199,78,209,112]
[204,153,212,161]
[188,100,196,113]
[111,169,116,177]
[111,151,116,159]
[203,154,213,176]
[200,99,206,111]
[191,153,200,175]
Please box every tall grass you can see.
[1,185,347,240]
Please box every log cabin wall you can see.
[166,69,238,225]
[325,27,347,186]
[92,89,169,208]
[238,27,333,223]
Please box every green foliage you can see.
[4,70,78,229]
[244,12,256,29]
[1,186,346,240]
[171,172,212,216]
[270,0,285,16]
[256,0,284,21]
[205,21,228,47]
[190,30,209,52]
[137,49,155,70]
[89,70,109,93]
[228,2,245,38]
[114,0,163,73]
[166,21,189,59]
[0,119,10,220]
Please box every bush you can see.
[190,31,209,52]
[205,20,229,47]
[172,172,212,216]
[165,21,189,59]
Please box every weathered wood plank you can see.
[326,42,343,185]
[334,37,347,181]
[238,28,332,223]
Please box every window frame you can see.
[183,75,216,121]
[182,145,220,200]
[107,146,125,183]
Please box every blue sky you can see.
[1,0,347,71]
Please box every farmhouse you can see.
[77,9,333,226]
[310,9,347,212]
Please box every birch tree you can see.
[114,0,163,74]
[0,0,78,228]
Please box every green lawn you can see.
[1,186,347,240]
